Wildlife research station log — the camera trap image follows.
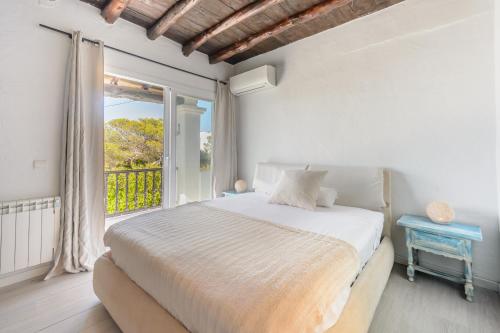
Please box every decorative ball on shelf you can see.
[234,179,248,193]
[426,201,455,224]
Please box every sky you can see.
[104,96,213,132]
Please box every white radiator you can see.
[0,197,60,275]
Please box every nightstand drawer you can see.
[409,230,466,256]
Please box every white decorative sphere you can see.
[426,201,455,224]
[234,179,248,193]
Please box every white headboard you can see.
[253,162,392,237]
[252,162,307,195]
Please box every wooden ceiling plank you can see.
[218,0,254,11]
[147,0,203,40]
[127,0,177,20]
[101,0,131,24]
[120,8,156,27]
[182,0,284,56]
[209,0,352,64]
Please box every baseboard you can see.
[0,262,52,289]
[394,254,500,293]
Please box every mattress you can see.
[204,192,384,268]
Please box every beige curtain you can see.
[212,82,237,196]
[46,32,105,278]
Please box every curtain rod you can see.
[39,24,227,85]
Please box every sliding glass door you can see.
[103,74,215,220]
[103,74,165,217]
[175,95,214,205]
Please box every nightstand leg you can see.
[405,228,415,282]
[407,248,415,282]
[464,261,473,302]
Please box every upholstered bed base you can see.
[93,236,393,333]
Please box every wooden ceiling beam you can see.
[209,0,351,64]
[182,0,284,57]
[147,0,203,40]
[101,0,130,24]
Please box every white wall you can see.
[496,0,500,232]
[235,0,500,287]
[0,0,232,202]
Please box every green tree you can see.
[104,118,164,215]
[105,118,164,170]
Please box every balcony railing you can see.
[104,168,163,217]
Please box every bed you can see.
[93,163,394,333]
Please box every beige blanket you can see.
[104,204,359,333]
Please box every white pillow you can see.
[269,170,327,211]
[317,187,338,208]
[253,163,308,195]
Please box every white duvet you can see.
[205,192,384,268]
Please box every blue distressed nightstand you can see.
[222,190,246,197]
[397,214,483,302]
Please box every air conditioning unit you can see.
[229,65,276,96]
